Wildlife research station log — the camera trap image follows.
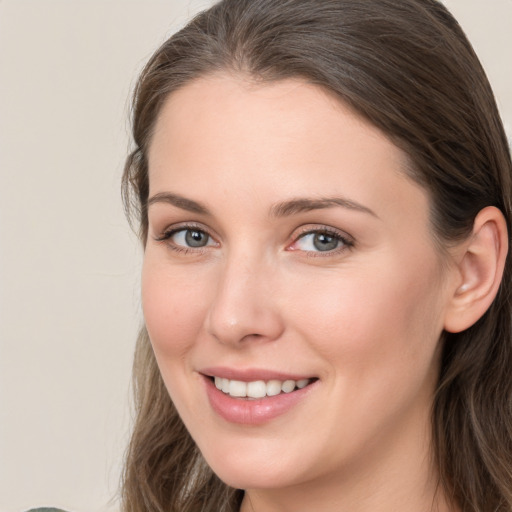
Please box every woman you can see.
[121,0,512,511]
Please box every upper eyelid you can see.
[155,222,214,238]
[292,224,354,243]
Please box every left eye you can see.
[294,231,346,252]
[171,228,214,248]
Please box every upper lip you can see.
[200,366,316,382]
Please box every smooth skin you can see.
[142,75,507,512]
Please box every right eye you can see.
[155,226,218,252]
[170,228,213,248]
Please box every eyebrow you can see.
[147,192,211,215]
[147,192,377,219]
[270,197,378,219]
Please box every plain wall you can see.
[0,1,510,511]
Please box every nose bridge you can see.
[205,246,284,345]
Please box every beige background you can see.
[0,1,510,511]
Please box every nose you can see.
[204,253,285,347]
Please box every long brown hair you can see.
[121,1,512,510]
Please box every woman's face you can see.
[143,75,457,493]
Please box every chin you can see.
[199,439,313,491]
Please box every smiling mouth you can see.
[211,376,317,399]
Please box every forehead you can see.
[147,74,428,228]
[150,74,384,146]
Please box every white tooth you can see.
[296,379,309,389]
[281,380,296,393]
[247,380,267,399]
[229,380,247,397]
[221,378,230,393]
[214,377,223,390]
[266,380,282,396]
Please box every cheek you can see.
[284,257,445,455]
[141,258,210,359]
[286,255,446,373]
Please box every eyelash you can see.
[154,223,216,254]
[154,224,354,256]
[290,227,354,257]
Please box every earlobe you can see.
[443,206,508,333]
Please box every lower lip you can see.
[203,376,317,425]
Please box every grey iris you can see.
[313,233,339,251]
[185,230,208,247]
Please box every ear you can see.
[444,206,509,333]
